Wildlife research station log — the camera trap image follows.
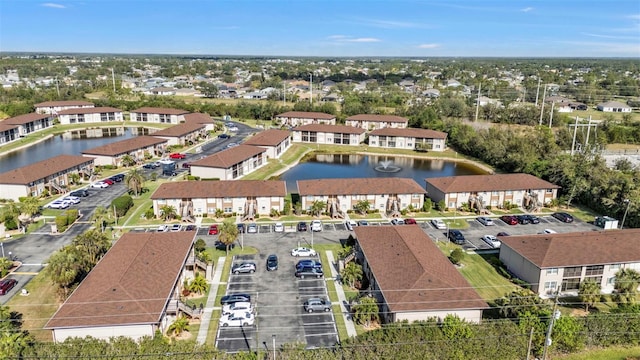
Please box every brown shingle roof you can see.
[292,124,366,135]
[82,136,167,156]
[243,129,291,146]
[152,180,286,199]
[346,114,408,123]
[56,107,122,115]
[184,112,213,124]
[4,113,53,125]
[501,229,640,268]
[355,226,488,312]
[130,107,189,115]
[370,128,447,139]
[426,174,560,193]
[0,155,94,185]
[34,100,94,107]
[275,111,335,120]
[151,122,206,137]
[297,178,426,196]
[190,145,266,169]
[0,123,19,132]
[45,232,194,329]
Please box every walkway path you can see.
[325,251,357,338]
[196,256,226,344]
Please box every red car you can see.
[103,179,115,185]
[500,215,518,225]
[169,153,186,159]
[404,218,417,225]
[208,224,219,235]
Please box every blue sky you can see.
[1,0,639,57]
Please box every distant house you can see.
[345,114,408,130]
[354,226,488,323]
[45,231,204,342]
[242,129,292,159]
[130,107,189,124]
[499,229,640,298]
[189,145,267,180]
[0,155,95,200]
[475,96,502,107]
[150,122,207,146]
[0,123,19,145]
[274,111,336,127]
[1,113,55,136]
[242,91,268,100]
[425,173,560,210]
[82,136,168,166]
[34,100,94,115]
[57,107,124,125]
[149,86,176,96]
[446,79,461,87]
[368,128,447,152]
[597,101,631,113]
[423,88,440,98]
[297,178,426,216]
[321,93,343,103]
[291,124,365,146]
[183,112,215,131]
[151,180,286,219]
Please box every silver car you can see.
[477,217,495,226]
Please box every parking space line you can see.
[304,332,339,337]
[217,336,255,340]
[303,321,335,326]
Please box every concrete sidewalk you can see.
[196,256,226,344]
[325,251,357,338]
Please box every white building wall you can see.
[395,309,483,324]
[84,154,115,166]
[52,324,155,343]
[0,184,29,202]
[190,167,227,180]
[58,112,124,125]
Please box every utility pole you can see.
[571,116,580,155]
[283,80,286,106]
[309,73,313,105]
[111,68,116,93]
[585,115,592,149]
[548,102,555,128]
[538,84,547,126]
[542,288,561,360]
[55,77,61,98]
[474,83,481,122]
[526,326,534,360]
[535,78,541,106]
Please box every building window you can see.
[546,189,553,193]
[607,277,616,285]
[546,268,559,275]
[207,207,215,213]
[563,266,582,278]
[610,264,621,270]
[544,281,558,294]
[224,207,232,213]
[585,265,604,276]
[561,278,581,291]
[585,276,602,284]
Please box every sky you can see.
[1,0,639,57]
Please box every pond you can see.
[279,153,488,192]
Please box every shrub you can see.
[194,238,206,253]
[186,175,200,181]
[449,248,464,264]
[436,200,447,211]
[66,209,79,224]
[145,208,155,219]
[270,208,280,217]
[111,195,134,217]
[55,215,68,231]
[4,217,18,230]
[423,198,433,212]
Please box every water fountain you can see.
[374,160,402,173]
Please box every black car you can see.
[220,293,251,305]
[295,267,324,279]
[215,241,235,251]
[184,225,197,231]
[552,212,574,223]
[218,133,230,139]
[110,174,125,182]
[143,163,158,169]
[516,215,530,225]
[447,230,466,245]
[296,259,322,270]
[266,254,278,271]
[297,221,308,232]
[70,189,89,197]
[524,214,540,224]
[237,223,245,233]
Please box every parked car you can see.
[273,222,284,232]
[143,162,158,169]
[0,279,17,295]
[247,223,258,233]
[237,223,245,233]
[552,212,574,223]
[481,235,501,248]
[291,247,317,257]
[220,293,251,305]
[266,254,278,271]
[222,301,253,315]
[169,153,186,159]
[219,311,254,327]
[500,215,518,225]
[184,225,197,231]
[311,220,323,232]
[63,196,80,204]
[345,221,353,231]
[303,297,331,313]
[357,220,369,226]
[215,241,235,251]
[477,216,495,226]
[539,228,558,234]
[391,218,405,225]
[109,175,123,182]
[228,126,239,132]
[70,189,89,197]
[296,259,322,270]
[181,162,191,169]
[170,224,182,232]
[162,170,177,176]
[516,215,531,225]
[226,142,238,148]
[157,224,169,232]
[522,214,540,224]
[431,219,447,229]
[218,133,230,139]
[48,200,70,209]
[404,218,417,225]
[297,221,308,232]
[295,267,324,279]
[208,224,219,235]
[448,230,466,245]
[232,262,256,274]
[91,181,109,188]
[497,232,511,237]
[103,179,115,186]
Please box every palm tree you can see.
[614,268,640,304]
[189,274,208,295]
[353,296,379,328]
[167,316,189,336]
[91,206,112,233]
[19,196,40,224]
[46,249,81,299]
[218,219,239,255]
[124,168,145,197]
[579,279,601,312]
[353,200,370,215]
[121,154,136,167]
[340,262,363,289]
[68,172,80,185]
[160,205,177,221]
[310,200,326,217]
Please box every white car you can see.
[219,311,255,327]
[291,247,317,257]
[345,220,357,231]
[228,126,239,132]
[431,219,447,230]
[481,235,501,248]
[273,222,284,232]
[90,181,109,188]
[539,229,558,234]
[62,196,80,204]
[222,301,253,315]
[311,220,323,232]
[170,224,182,232]
[48,200,70,209]
[157,225,169,232]
[247,223,258,233]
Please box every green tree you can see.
[121,154,136,167]
[188,274,208,295]
[614,268,640,304]
[0,258,12,278]
[91,206,112,232]
[495,289,551,319]
[124,168,145,196]
[46,248,81,299]
[217,219,238,255]
[422,198,433,212]
[68,172,80,185]
[167,316,189,336]
[340,262,363,288]
[194,238,206,253]
[441,314,473,340]
[19,196,41,219]
[353,296,379,328]
[552,315,585,353]
[449,248,464,265]
[72,229,111,269]
[579,279,601,312]
[160,205,177,221]
[353,200,371,215]
[310,200,326,217]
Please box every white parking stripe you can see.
[303,321,335,326]
[304,332,339,337]
[217,336,254,341]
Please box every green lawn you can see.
[552,346,640,360]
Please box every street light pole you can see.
[621,199,631,229]
[0,242,4,258]
[272,334,276,360]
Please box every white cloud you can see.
[346,38,380,43]
[582,32,638,40]
[42,3,66,8]
[327,35,347,40]
[521,7,534,12]
[327,36,381,43]
[627,14,640,20]
[417,43,440,49]
[352,18,430,29]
